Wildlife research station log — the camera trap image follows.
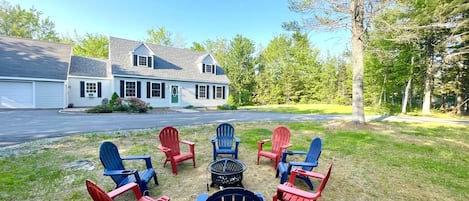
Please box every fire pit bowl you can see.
[208,158,247,188]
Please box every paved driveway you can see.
[0,109,467,148]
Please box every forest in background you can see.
[1,0,467,116]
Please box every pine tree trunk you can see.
[351,0,365,124]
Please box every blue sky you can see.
[8,0,349,56]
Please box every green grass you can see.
[241,104,378,115]
[0,121,468,200]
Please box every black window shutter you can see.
[133,55,138,66]
[120,80,125,97]
[161,83,165,98]
[97,82,102,97]
[195,84,198,99]
[147,82,151,98]
[222,86,226,99]
[80,81,85,97]
[213,86,216,99]
[202,64,205,73]
[206,85,210,99]
[212,65,215,74]
[148,56,152,67]
[137,81,141,98]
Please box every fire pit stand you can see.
[207,158,247,189]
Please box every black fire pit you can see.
[208,158,247,188]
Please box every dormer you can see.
[130,43,154,68]
[197,53,218,74]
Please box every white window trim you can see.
[85,81,97,97]
[198,85,207,99]
[138,55,147,67]
[215,86,223,99]
[204,64,213,73]
[151,82,162,98]
[125,80,137,97]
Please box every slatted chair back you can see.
[303,137,322,172]
[99,141,126,185]
[271,126,291,154]
[159,126,181,157]
[216,123,235,150]
[86,179,116,201]
[205,188,264,201]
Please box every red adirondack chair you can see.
[257,126,293,170]
[157,126,195,175]
[85,179,170,201]
[272,160,333,201]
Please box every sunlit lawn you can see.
[0,121,468,201]
[240,104,377,115]
[241,104,469,120]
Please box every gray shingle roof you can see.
[109,37,230,84]
[69,56,108,78]
[0,36,71,80]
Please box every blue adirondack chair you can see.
[211,123,239,161]
[99,141,158,195]
[196,187,265,201]
[276,137,322,190]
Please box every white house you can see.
[0,36,230,109]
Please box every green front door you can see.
[171,85,178,104]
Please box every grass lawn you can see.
[0,121,468,201]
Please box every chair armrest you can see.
[122,155,153,168]
[292,169,325,180]
[153,195,171,201]
[289,161,318,169]
[281,150,307,162]
[258,139,271,151]
[235,137,240,143]
[276,184,319,200]
[280,143,293,149]
[258,139,271,144]
[103,169,137,176]
[211,136,216,143]
[196,193,209,201]
[181,140,195,146]
[108,182,143,199]
[158,145,171,153]
[122,155,151,160]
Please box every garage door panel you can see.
[0,81,34,108]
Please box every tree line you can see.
[1,0,467,116]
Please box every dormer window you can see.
[138,56,147,66]
[132,54,153,68]
[202,64,215,74]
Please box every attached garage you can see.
[0,36,71,109]
[0,81,34,108]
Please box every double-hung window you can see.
[199,85,206,99]
[204,64,212,73]
[138,56,147,66]
[125,81,136,97]
[151,83,161,97]
[215,86,223,99]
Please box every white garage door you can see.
[0,81,34,108]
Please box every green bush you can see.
[85,104,113,113]
[217,104,237,110]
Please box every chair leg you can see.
[257,155,260,165]
[192,157,196,168]
[153,174,159,185]
[301,176,315,190]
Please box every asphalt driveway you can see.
[0,109,467,148]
